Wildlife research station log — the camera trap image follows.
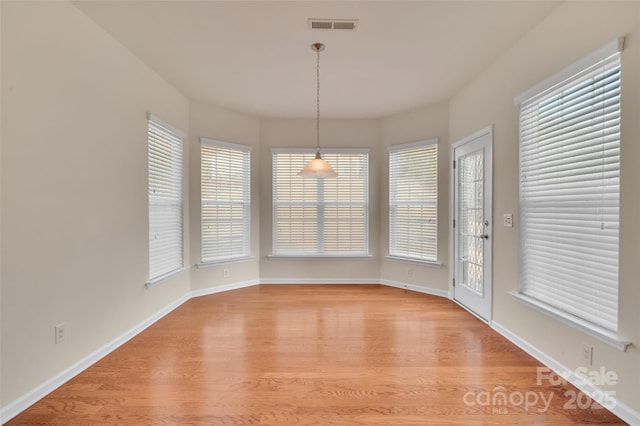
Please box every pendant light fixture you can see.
[298,43,338,178]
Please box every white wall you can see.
[449,0,640,415]
[258,118,381,281]
[379,103,450,294]
[188,102,261,291]
[1,1,190,407]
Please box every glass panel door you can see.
[453,128,492,321]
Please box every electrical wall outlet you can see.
[581,343,593,365]
[503,213,513,228]
[223,268,229,278]
[407,268,413,277]
[55,323,66,344]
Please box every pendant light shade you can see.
[298,43,338,178]
[298,151,338,178]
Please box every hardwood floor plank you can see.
[6,285,626,425]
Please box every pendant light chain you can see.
[297,42,337,178]
[316,45,321,153]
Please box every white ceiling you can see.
[73,1,559,119]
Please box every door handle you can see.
[479,234,489,239]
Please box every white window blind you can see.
[388,140,438,262]
[272,149,369,256]
[148,113,184,282]
[201,139,251,263]
[517,41,622,332]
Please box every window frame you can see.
[271,148,370,257]
[146,113,186,286]
[387,139,439,264]
[199,138,252,266]
[511,38,629,350]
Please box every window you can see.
[516,39,622,333]
[272,149,369,256]
[200,138,251,263]
[388,140,438,262]
[147,113,184,283]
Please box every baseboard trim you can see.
[451,299,490,324]
[0,293,190,424]
[190,279,260,298]
[260,278,378,285]
[380,279,450,298]
[491,321,640,426]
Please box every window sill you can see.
[268,254,373,260]
[385,255,442,267]
[197,256,255,268]
[145,266,189,289]
[510,291,631,352]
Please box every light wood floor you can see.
[8,285,625,425]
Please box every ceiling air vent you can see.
[308,19,358,31]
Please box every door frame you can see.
[449,125,493,322]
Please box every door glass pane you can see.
[458,150,484,294]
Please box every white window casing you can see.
[200,138,251,264]
[272,149,369,256]
[388,139,438,263]
[147,113,185,284]
[514,38,629,348]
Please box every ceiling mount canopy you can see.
[311,42,325,52]
[298,42,338,179]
